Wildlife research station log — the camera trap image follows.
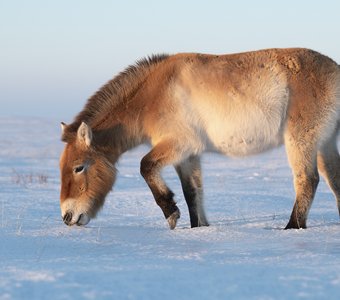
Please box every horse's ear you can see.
[61,122,67,134]
[77,122,92,147]
[60,122,69,142]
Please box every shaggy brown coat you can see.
[60,48,340,230]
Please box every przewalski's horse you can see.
[60,48,340,230]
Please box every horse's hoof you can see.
[167,208,180,230]
[284,219,306,230]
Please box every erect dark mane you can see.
[62,54,169,142]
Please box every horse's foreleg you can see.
[175,155,209,227]
[140,140,183,229]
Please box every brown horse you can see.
[59,48,340,230]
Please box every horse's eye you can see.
[74,165,85,174]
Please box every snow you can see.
[1,117,340,300]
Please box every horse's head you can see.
[59,122,116,226]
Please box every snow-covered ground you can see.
[1,117,340,300]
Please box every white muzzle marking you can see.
[61,198,91,226]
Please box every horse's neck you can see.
[93,112,143,160]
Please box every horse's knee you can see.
[140,156,157,180]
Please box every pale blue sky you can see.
[1,0,340,121]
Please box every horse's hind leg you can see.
[284,133,319,229]
[175,155,209,228]
[317,134,340,216]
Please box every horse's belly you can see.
[206,125,284,156]
[201,97,288,157]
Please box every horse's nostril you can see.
[63,211,73,225]
[76,214,83,226]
